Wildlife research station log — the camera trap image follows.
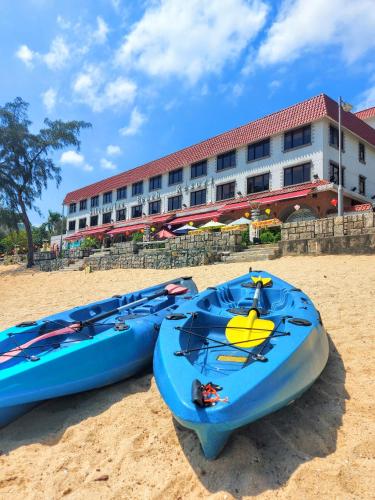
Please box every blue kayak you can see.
[0,277,197,427]
[154,270,329,459]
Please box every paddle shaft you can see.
[251,280,263,310]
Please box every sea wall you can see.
[280,212,375,255]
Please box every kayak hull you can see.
[0,277,197,426]
[154,271,329,459]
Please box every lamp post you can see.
[338,96,353,216]
[59,202,65,257]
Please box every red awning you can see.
[65,234,80,242]
[221,200,251,213]
[169,210,221,226]
[108,224,146,235]
[148,214,174,224]
[77,227,111,238]
[257,189,311,205]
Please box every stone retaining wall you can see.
[280,212,375,255]
[86,230,243,271]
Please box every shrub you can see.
[81,236,100,249]
[259,228,281,244]
[0,230,28,254]
[132,232,143,242]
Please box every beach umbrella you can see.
[228,217,251,226]
[155,229,175,239]
[174,224,197,234]
[199,220,225,229]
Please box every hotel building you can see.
[63,94,375,240]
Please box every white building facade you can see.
[64,95,375,236]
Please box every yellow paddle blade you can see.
[251,276,272,287]
[225,310,275,348]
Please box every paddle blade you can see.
[225,311,274,348]
[165,283,189,295]
[252,276,272,287]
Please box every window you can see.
[91,196,99,208]
[149,200,161,215]
[168,168,183,185]
[329,161,345,187]
[217,150,236,171]
[149,175,162,191]
[248,139,270,161]
[359,143,366,163]
[117,186,127,200]
[359,176,366,195]
[78,218,86,229]
[191,160,207,179]
[132,181,143,196]
[284,125,311,151]
[131,205,143,218]
[103,191,112,204]
[68,220,76,231]
[79,199,87,211]
[168,195,182,211]
[329,125,344,150]
[247,173,270,194]
[284,163,311,186]
[90,215,98,226]
[69,203,76,214]
[216,181,235,201]
[190,189,207,206]
[116,209,126,221]
[102,212,112,224]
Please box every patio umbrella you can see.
[199,220,226,229]
[155,229,175,239]
[228,217,251,226]
[174,224,197,234]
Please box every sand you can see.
[0,255,374,500]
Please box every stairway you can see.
[61,260,85,272]
[222,244,280,263]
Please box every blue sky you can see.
[1,0,374,225]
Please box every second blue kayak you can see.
[0,276,197,427]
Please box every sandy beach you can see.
[0,255,374,499]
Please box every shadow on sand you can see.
[174,335,347,498]
[0,368,153,454]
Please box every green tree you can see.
[0,97,91,267]
[46,210,65,236]
[0,206,22,234]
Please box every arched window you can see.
[285,207,318,223]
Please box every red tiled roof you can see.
[355,106,375,120]
[64,94,375,204]
[348,203,373,212]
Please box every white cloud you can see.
[116,0,268,84]
[119,107,146,136]
[72,65,137,112]
[100,158,117,170]
[106,145,122,156]
[41,88,57,112]
[15,45,35,67]
[258,0,375,66]
[60,150,93,172]
[357,78,375,111]
[43,36,70,70]
[93,16,109,44]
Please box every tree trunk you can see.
[17,192,34,268]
